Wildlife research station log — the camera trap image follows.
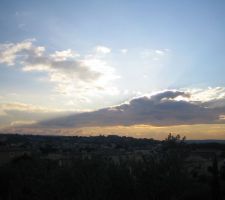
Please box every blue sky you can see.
[1,0,225,133]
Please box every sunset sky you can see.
[1,0,225,139]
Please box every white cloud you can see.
[155,50,165,55]
[140,48,169,59]
[120,49,128,54]
[50,49,79,61]
[0,39,34,65]
[0,40,119,101]
[155,49,166,56]
[186,87,225,102]
[95,46,111,54]
[10,120,36,126]
[219,115,225,120]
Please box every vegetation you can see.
[0,134,225,200]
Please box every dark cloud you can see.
[37,90,225,128]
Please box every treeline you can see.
[0,134,158,148]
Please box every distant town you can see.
[0,133,225,199]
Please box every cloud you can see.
[0,39,38,65]
[0,40,118,99]
[185,87,225,102]
[36,90,225,128]
[120,49,128,54]
[0,102,74,127]
[155,50,165,55]
[140,48,169,60]
[95,46,111,54]
[50,49,80,61]
[0,102,61,113]
[10,120,36,126]
[149,90,190,102]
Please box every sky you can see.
[1,0,225,139]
